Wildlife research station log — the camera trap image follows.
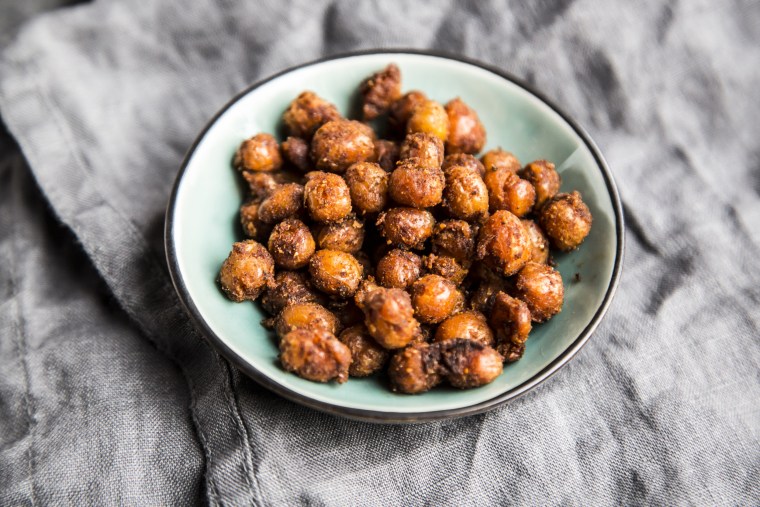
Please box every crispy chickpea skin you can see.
[283,91,342,139]
[520,160,561,209]
[439,339,503,389]
[515,262,564,322]
[240,201,267,240]
[310,120,376,174]
[388,90,427,133]
[258,183,304,224]
[489,292,532,363]
[314,215,365,253]
[376,249,422,289]
[360,63,402,121]
[445,98,486,155]
[476,210,532,276]
[468,273,510,315]
[484,165,536,216]
[374,140,400,172]
[399,132,445,169]
[355,280,421,349]
[267,219,315,270]
[279,328,352,384]
[308,249,364,298]
[344,162,389,214]
[521,219,550,265]
[443,153,486,178]
[443,164,489,221]
[303,171,353,223]
[434,311,494,346]
[431,219,477,263]
[376,207,435,250]
[261,271,324,316]
[406,99,450,142]
[422,254,469,285]
[410,274,465,324]
[241,171,279,200]
[481,149,521,174]
[281,136,311,172]
[388,342,443,394]
[389,160,445,209]
[218,240,275,302]
[272,302,342,338]
[338,325,389,377]
[233,133,282,173]
[538,191,593,251]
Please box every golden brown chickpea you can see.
[308,249,364,298]
[538,191,593,251]
[355,280,421,349]
[399,132,444,169]
[257,183,304,224]
[359,63,402,121]
[388,342,442,394]
[489,292,532,363]
[338,324,389,377]
[310,120,376,174]
[388,160,445,209]
[406,99,450,142]
[484,165,536,217]
[520,160,561,209]
[267,219,315,270]
[442,153,486,178]
[375,249,422,289]
[279,328,351,383]
[481,149,521,173]
[281,136,311,172]
[344,162,389,215]
[376,207,435,250]
[303,171,352,223]
[439,339,503,388]
[241,171,279,200]
[374,139,400,172]
[431,219,477,263]
[218,240,275,302]
[273,302,342,338]
[434,311,494,346]
[283,91,342,139]
[410,274,465,325]
[445,98,486,155]
[261,271,325,316]
[240,201,268,240]
[422,254,469,285]
[514,262,564,322]
[443,164,489,221]
[314,215,365,254]
[476,210,532,276]
[388,90,428,133]
[233,133,282,172]
[521,219,550,265]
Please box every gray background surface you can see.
[0,0,758,505]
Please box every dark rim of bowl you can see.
[165,49,625,424]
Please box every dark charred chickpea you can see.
[283,91,342,139]
[314,215,365,254]
[303,171,352,223]
[376,207,435,250]
[261,271,325,316]
[520,160,561,209]
[443,164,489,221]
[514,262,564,322]
[481,149,521,174]
[281,136,311,172]
[234,133,282,172]
[476,210,532,276]
[399,132,445,169]
[538,191,593,251]
[258,183,304,224]
[308,249,364,298]
[273,302,342,338]
[388,160,445,209]
[410,274,465,324]
[355,281,422,349]
[422,254,469,285]
[360,63,402,121]
[344,162,389,214]
[374,139,400,172]
[431,220,477,263]
[267,219,315,270]
[443,153,486,178]
[388,90,428,134]
[434,311,494,346]
[407,99,450,142]
[484,165,536,216]
[439,339,503,388]
[279,328,352,383]
[388,342,442,393]
[310,120,376,174]
[445,98,486,155]
[489,292,532,363]
[521,219,550,265]
[338,324,389,377]
[375,249,422,289]
[218,240,275,302]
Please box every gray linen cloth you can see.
[1,0,758,505]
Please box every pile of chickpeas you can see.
[218,64,592,394]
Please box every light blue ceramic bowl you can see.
[165,50,624,423]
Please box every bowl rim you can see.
[164,49,625,424]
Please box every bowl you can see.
[165,50,624,423]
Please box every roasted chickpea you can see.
[476,210,532,276]
[308,249,364,298]
[218,240,274,302]
[434,311,494,346]
[375,249,422,289]
[439,339,503,389]
[314,215,365,253]
[481,149,521,173]
[410,274,465,324]
[422,254,469,285]
[344,162,389,214]
[442,153,485,178]
[399,132,444,169]
[281,136,311,172]
[273,302,342,338]
[489,292,532,363]
[338,325,389,377]
[388,342,442,394]
[240,201,268,240]
[241,171,279,200]
[520,160,561,209]
[388,90,427,133]
[233,133,282,173]
[376,207,435,250]
[303,171,352,223]
[355,281,421,349]
[514,262,564,322]
[521,219,550,265]
[261,271,324,316]
[484,165,536,217]
[267,219,315,270]
[431,219,477,263]
[538,191,593,251]
[257,183,304,224]
[388,160,445,209]
[310,120,376,174]
[468,274,510,315]
[406,99,450,142]
[283,91,342,139]
[359,63,402,121]
[445,98,486,155]
[279,328,351,383]
[326,298,366,329]
[374,139,400,172]
[443,164,489,221]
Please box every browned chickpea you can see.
[283,91,342,139]
[468,273,510,315]
[272,302,342,338]
[442,153,485,178]
[355,280,421,349]
[344,162,389,214]
[410,274,465,325]
[489,292,532,363]
[359,63,402,121]
[376,207,435,250]
[261,271,325,316]
[431,219,477,263]
[303,171,352,223]
[388,342,442,394]
[439,339,503,388]
[481,149,521,173]
[233,133,282,172]
[388,90,427,133]
[484,165,536,217]
[443,164,489,221]
[257,183,304,224]
[308,249,364,298]
[314,215,365,254]
[520,160,561,209]
[374,139,400,172]
[353,250,373,276]
[476,210,532,276]
[406,99,450,142]
[218,240,274,302]
[267,219,315,270]
[388,160,445,209]
[241,171,279,200]
[514,262,564,322]
[310,120,376,174]
[375,249,422,289]
[338,324,389,377]
[445,98,486,155]
[281,136,311,172]
[434,311,494,346]
[326,298,366,329]
[521,219,550,265]
[279,328,351,383]
[422,254,469,285]
[240,201,268,240]
[538,191,593,251]
[399,132,444,169]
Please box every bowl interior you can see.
[170,53,619,415]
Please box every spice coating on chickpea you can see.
[434,311,494,346]
[514,262,564,322]
[410,274,465,325]
[261,271,324,316]
[388,161,445,209]
[388,90,427,134]
[279,328,352,383]
[310,120,376,174]
[376,207,435,250]
[303,171,352,223]
[373,140,400,172]
[281,136,311,172]
[439,339,503,389]
[314,215,365,253]
[376,249,422,289]
[272,302,342,339]
[257,183,304,224]
[242,171,280,200]
[344,162,389,214]
[234,133,283,173]
[538,191,593,251]
[399,132,445,169]
[422,254,469,285]
[445,98,486,155]
[443,153,486,178]
[338,325,389,377]
[218,240,275,302]
[355,280,421,350]
[240,201,266,240]
[521,219,550,265]
[431,219,477,263]
[283,91,342,139]
[267,218,315,270]
[406,99,450,142]
[359,63,402,121]
[388,342,442,394]
[484,165,536,217]
[443,164,489,221]
[476,210,532,276]
[520,160,561,209]
[481,149,521,174]
[309,249,364,298]
[489,292,532,363]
